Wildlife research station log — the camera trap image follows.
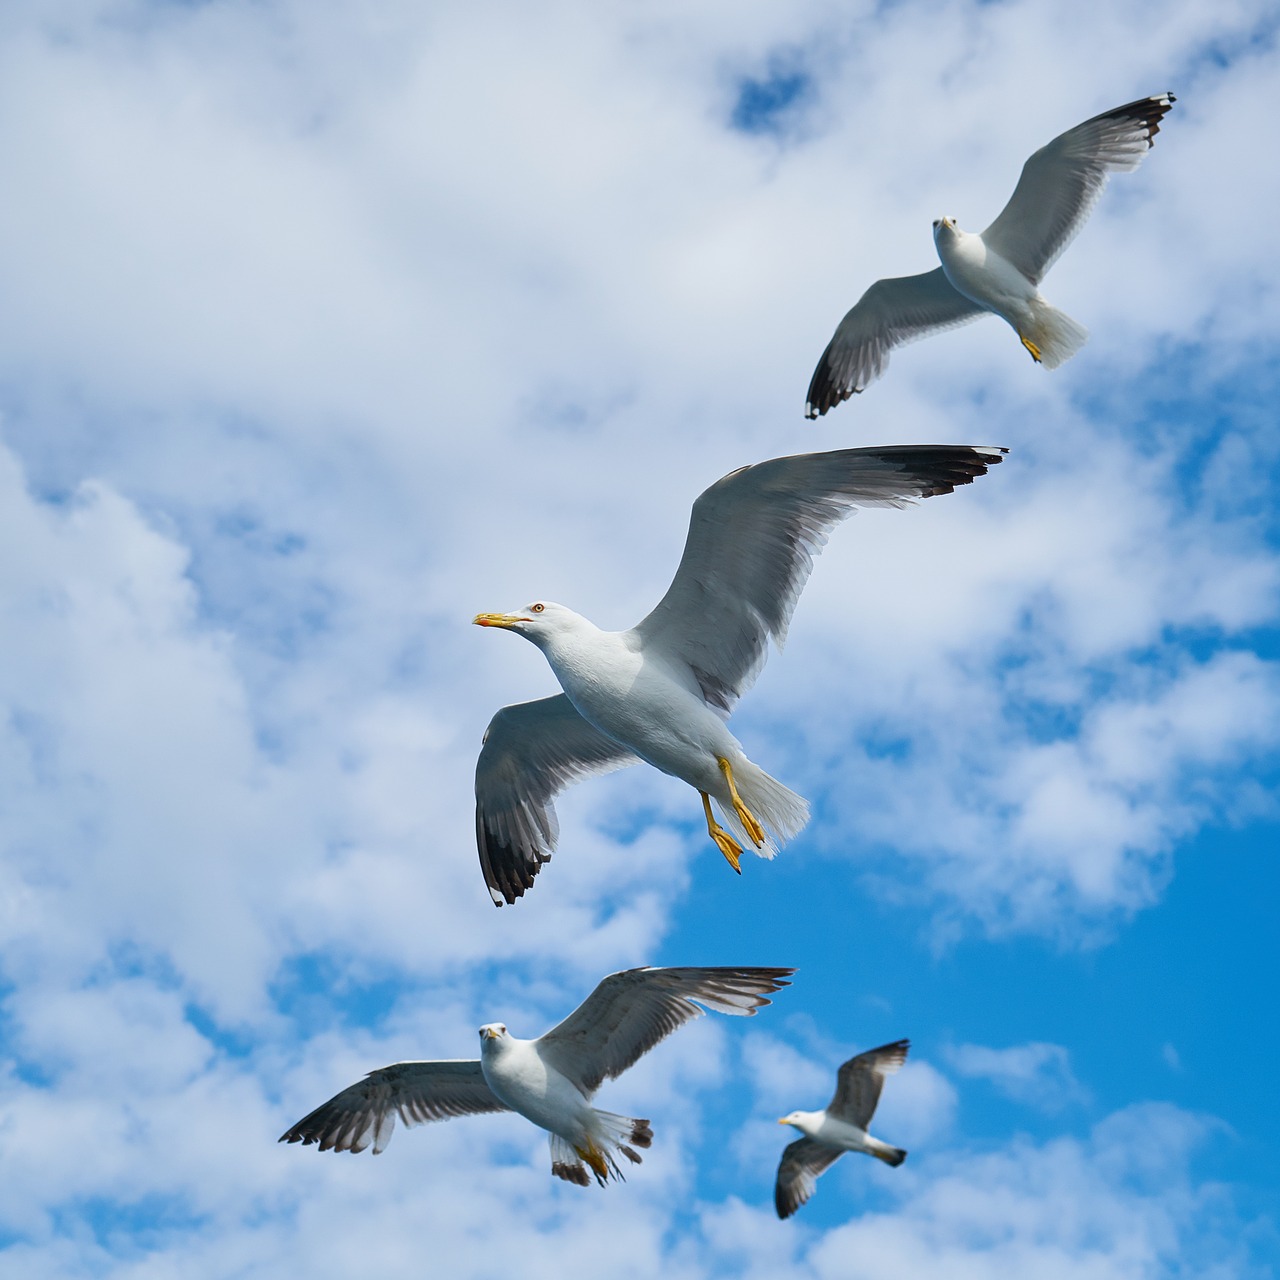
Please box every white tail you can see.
[716,758,810,859]
[871,1142,908,1167]
[549,1111,653,1187]
[1025,298,1089,369]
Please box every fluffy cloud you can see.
[944,1041,1087,1110]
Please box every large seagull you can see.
[805,94,1175,417]
[473,444,1005,906]
[280,966,793,1187]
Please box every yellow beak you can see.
[777,1118,790,1125]
[473,613,522,629]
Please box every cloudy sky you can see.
[1,0,1277,1275]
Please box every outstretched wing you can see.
[475,694,639,907]
[630,446,1005,715]
[775,1136,843,1219]
[279,1060,506,1155]
[536,966,794,1096]
[805,268,984,417]
[982,93,1175,283]
[829,1038,910,1128]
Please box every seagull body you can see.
[473,444,1005,906]
[480,603,793,878]
[930,214,1091,370]
[775,1038,909,1219]
[478,1024,640,1181]
[521,612,729,797]
[280,966,793,1187]
[806,93,1175,416]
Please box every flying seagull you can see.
[805,93,1175,417]
[473,444,1005,906]
[775,1038,910,1218]
[280,965,793,1187]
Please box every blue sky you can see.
[0,0,1277,1275]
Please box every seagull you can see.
[473,444,1005,906]
[805,93,1176,417]
[775,1038,909,1218]
[280,965,793,1187]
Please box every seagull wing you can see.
[829,1038,910,1128]
[536,966,794,1096]
[982,93,1175,284]
[476,694,640,907]
[805,268,984,417]
[775,1136,843,1219]
[278,1060,507,1155]
[630,446,1005,714]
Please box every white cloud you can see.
[695,1104,1260,1280]
[945,1042,1087,1111]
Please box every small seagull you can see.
[775,1038,909,1218]
[280,966,793,1188]
[806,94,1176,417]
[473,445,1004,906]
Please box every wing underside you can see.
[475,694,639,906]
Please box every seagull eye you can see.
[531,603,545,614]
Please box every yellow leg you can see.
[1020,335,1042,363]
[576,1141,610,1183]
[701,792,743,873]
[717,757,765,848]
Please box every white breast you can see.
[544,630,737,789]
[935,226,1035,318]
[481,1038,589,1136]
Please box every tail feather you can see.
[549,1134,592,1186]
[1024,299,1088,369]
[717,759,809,859]
[549,1113,653,1188]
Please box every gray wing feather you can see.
[536,966,794,1096]
[630,446,1004,714]
[279,1060,507,1155]
[476,694,639,907]
[806,268,984,416]
[982,93,1175,283]
[830,1038,910,1128]
[775,1136,843,1218]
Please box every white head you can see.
[778,1109,820,1136]
[472,600,589,651]
[478,1022,508,1046]
[931,215,959,246]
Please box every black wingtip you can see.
[805,334,866,420]
[804,372,860,421]
[1100,92,1176,147]
[476,807,548,907]
[877,443,1008,498]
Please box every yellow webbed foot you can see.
[735,805,765,848]
[717,757,766,848]
[710,828,744,874]
[702,792,744,873]
[1020,335,1042,363]
[576,1142,611,1184]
